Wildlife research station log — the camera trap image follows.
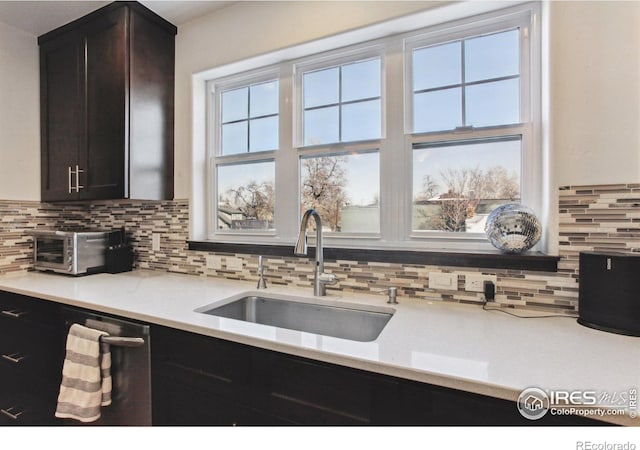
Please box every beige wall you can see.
[0,21,40,201]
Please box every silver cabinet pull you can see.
[2,352,26,364]
[1,406,25,421]
[1,309,28,318]
[68,166,73,193]
[100,336,145,347]
[75,165,83,192]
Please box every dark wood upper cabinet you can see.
[39,2,176,202]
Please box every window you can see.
[216,161,275,231]
[201,3,541,251]
[220,80,279,154]
[411,29,520,133]
[300,151,380,233]
[412,137,521,233]
[407,21,530,238]
[211,74,279,233]
[295,52,383,235]
[302,58,382,146]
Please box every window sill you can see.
[187,241,559,272]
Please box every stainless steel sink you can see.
[195,293,394,342]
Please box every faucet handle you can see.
[374,286,398,304]
[256,256,267,289]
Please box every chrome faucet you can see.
[294,209,338,296]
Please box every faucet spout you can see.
[294,209,336,296]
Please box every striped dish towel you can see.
[55,324,112,423]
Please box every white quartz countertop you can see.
[0,269,638,426]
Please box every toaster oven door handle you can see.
[100,336,145,347]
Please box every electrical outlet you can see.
[206,255,222,270]
[151,233,161,252]
[465,274,497,293]
[226,257,243,271]
[428,272,457,290]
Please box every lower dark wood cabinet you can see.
[0,292,65,426]
[150,325,607,426]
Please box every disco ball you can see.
[485,204,542,253]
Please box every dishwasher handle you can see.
[100,336,145,347]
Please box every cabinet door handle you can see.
[75,165,83,192]
[1,309,28,318]
[68,166,72,194]
[1,406,25,421]
[2,352,26,364]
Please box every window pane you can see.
[342,59,381,102]
[342,99,381,142]
[221,121,248,154]
[466,78,519,127]
[414,88,462,133]
[217,161,275,231]
[304,106,339,146]
[304,67,339,108]
[249,116,279,152]
[465,30,519,83]
[250,80,278,118]
[412,138,521,232]
[300,152,380,233]
[413,42,461,91]
[221,87,248,122]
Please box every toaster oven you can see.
[32,230,110,275]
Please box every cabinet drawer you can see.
[0,316,64,381]
[0,370,58,426]
[0,291,61,331]
[152,326,251,386]
[153,371,290,427]
[253,351,380,425]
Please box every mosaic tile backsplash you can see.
[1,183,639,314]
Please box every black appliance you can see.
[578,251,640,336]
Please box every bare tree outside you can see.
[300,156,348,231]
[219,180,275,229]
[415,174,439,201]
[415,165,520,232]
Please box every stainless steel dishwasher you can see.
[60,307,152,426]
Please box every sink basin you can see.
[195,293,394,342]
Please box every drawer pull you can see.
[1,406,25,421]
[1,309,29,319]
[2,352,26,364]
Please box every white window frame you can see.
[293,45,386,241]
[207,68,281,238]
[197,2,542,252]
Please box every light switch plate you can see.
[226,257,243,271]
[151,233,161,252]
[428,272,457,290]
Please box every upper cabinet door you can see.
[39,2,176,203]
[40,34,85,201]
[80,8,127,201]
